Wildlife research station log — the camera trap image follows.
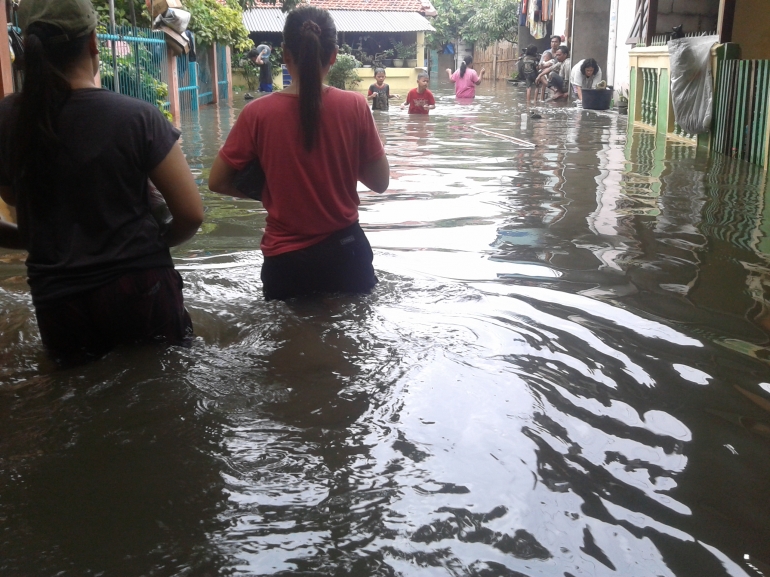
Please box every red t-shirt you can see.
[405,88,435,114]
[219,87,385,256]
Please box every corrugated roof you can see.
[243,8,287,33]
[243,8,435,33]
[307,0,426,11]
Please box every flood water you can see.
[2,80,770,576]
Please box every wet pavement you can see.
[1,79,770,576]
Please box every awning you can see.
[242,9,435,34]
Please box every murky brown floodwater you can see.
[2,79,770,576]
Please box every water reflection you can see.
[1,83,770,575]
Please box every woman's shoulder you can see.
[325,87,368,106]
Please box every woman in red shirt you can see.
[209,6,390,301]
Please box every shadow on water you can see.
[2,80,770,576]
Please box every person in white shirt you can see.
[570,58,602,101]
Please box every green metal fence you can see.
[640,68,658,127]
[177,54,199,113]
[97,26,169,112]
[712,58,770,166]
[98,28,230,115]
[196,48,214,106]
[217,44,230,101]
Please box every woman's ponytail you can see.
[297,21,323,151]
[10,23,88,194]
[460,55,472,79]
[283,6,337,151]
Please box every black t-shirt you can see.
[259,59,272,85]
[368,83,390,110]
[0,89,180,303]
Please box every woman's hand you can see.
[150,143,204,247]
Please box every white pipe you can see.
[607,0,619,88]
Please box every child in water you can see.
[400,71,435,114]
[367,68,399,111]
[518,45,539,106]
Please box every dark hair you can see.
[10,22,90,196]
[556,46,570,57]
[417,70,429,81]
[460,55,472,78]
[246,47,260,59]
[283,6,337,151]
[581,58,599,76]
[525,44,537,57]
[550,35,561,43]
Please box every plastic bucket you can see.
[582,88,612,110]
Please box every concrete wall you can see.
[732,0,770,60]
[571,0,611,75]
[607,0,635,98]
[655,0,719,35]
[353,66,422,95]
[518,25,551,56]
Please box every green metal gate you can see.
[712,58,770,167]
[96,26,169,113]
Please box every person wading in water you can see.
[0,0,203,365]
[209,5,389,301]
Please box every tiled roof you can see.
[256,0,436,14]
[307,0,424,11]
[243,8,435,32]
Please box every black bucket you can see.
[582,88,613,110]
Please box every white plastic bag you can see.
[668,35,718,134]
[157,8,191,34]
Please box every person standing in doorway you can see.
[209,6,389,301]
[446,55,485,99]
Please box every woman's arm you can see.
[475,67,486,85]
[576,86,583,100]
[359,154,389,194]
[446,68,454,82]
[149,143,204,247]
[208,154,254,200]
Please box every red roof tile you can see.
[264,0,435,13]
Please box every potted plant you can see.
[617,88,629,115]
[327,53,362,89]
[375,49,394,68]
[391,40,417,67]
[402,43,418,68]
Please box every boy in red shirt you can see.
[400,71,435,114]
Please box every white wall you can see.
[607,1,634,99]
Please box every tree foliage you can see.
[92,0,252,50]
[427,0,519,50]
[236,0,301,12]
[467,0,519,46]
[184,0,252,49]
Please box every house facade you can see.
[242,0,436,93]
